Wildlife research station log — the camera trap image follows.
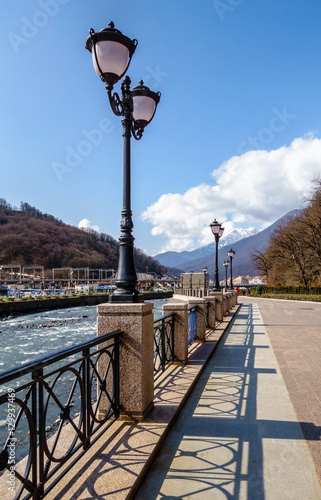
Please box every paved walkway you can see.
[243,297,321,481]
[135,298,321,499]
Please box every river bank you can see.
[0,291,173,316]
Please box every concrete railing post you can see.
[224,292,231,312]
[234,290,238,306]
[205,297,216,329]
[97,302,154,422]
[222,295,227,316]
[209,291,224,322]
[162,301,188,364]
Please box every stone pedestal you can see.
[98,302,154,422]
[163,302,188,364]
[205,297,216,329]
[222,295,227,316]
[224,292,231,312]
[233,290,238,306]
[210,292,223,322]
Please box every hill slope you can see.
[0,200,166,274]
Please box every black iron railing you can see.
[0,330,122,499]
[153,313,175,378]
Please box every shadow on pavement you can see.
[135,303,321,500]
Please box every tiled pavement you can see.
[242,296,321,481]
[135,298,321,499]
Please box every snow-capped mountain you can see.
[219,227,258,248]
[154,227,259,268]
[154,210,301,274]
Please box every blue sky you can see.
[1,0,321,256]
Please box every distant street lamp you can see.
[203,266,208,290]
[190,271,193,291]
[210,219,224,291]
[223,260,229,290]
[86,22,160,302]
[228,248,235,290]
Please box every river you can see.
[0,299,168,373]
[0,299,168,465]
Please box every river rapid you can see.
[0,299,168,463]
[0,299,168,373]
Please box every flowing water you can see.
[0,299,168,466]
[0,299,167,372]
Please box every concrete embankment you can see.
[0,291,173,316]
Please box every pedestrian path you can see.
[135,301,321,499]
[243,296,321,481]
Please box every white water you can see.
[0,299,168,374]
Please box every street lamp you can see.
[228,248,235,290]
[86,22,161,302]
[210,219,224,291]
[223,260,229,290]
[202,266,208,290]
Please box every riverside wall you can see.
[0,291,173,316]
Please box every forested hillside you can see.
[0,199,166,275]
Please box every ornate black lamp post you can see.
[223,260,229,290]
[228,248,235,290]
[209,219,224,291]
[203,266,208,290]
[86,22,160,302]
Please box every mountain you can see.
[154,227,258,268]
[220,227,258,248]
[0,200,166,275]
[154,210,301,277]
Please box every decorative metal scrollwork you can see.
[106,86,123,116]
[0,330,121,498]
[120,215,133,230]
[132,121,144,140]
[0,449,9,470]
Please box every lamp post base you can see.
[109,289,144,303]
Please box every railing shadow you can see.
[135,303,321,499]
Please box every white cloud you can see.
[78,218,100,233]
[142,135,321,252]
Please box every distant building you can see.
[181,271,208,290]
[249,276,266,285]
[234,276,250,285]
[232,276,267,286]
